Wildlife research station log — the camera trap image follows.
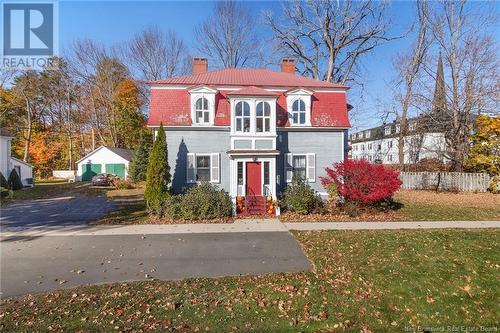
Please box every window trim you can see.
[229,97,277,136]
[188,86,217,126]
[256,101,272,133]
[286,88,312,127]
[285,153,316,183]
[194,97,210,124]
[186,153,221,184]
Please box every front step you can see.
[236,195,275,216]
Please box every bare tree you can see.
[125,26,189,81]
[264,0,401,84]
[393,0,431,166]
[195,1,260,68]
[426,0,499,171]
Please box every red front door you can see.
[246,162,262,196]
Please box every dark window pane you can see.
[236,119,242,131]
[236,102,242,116]
[256,102,263,116]
[256,118,263,132]
[237,162,243,185]
[204,111,209,123]
[299,100,305,111]
[299,112,305,124]
[292,100,298,111]
[197,169,210,182]
[196,111,203,123]
[197,155,210,168]
[264,162,269,185]
[243,103,250,116]
[265,119,270,132]
[244,118,250,132]
[293,113,298,123]
[264,103,270,116]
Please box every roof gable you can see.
[76,146,134,164]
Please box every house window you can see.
[256,101,271,133]
[235,101,251,132]
[292,155,307,180]
[195,97,210,124]
[396,124,400,133]
[385,126,391,135]
[409,122,416,131]
[196,155,211,182]
[292,99,306,125]
[365,130,371,139]
[388,140,393,148]
[361,144,365,151]
[263,162,270,185]
[368,143,372,150]
[237,162,243,185]
[388,154,393,162]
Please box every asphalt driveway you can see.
[0,232,311,298]
[0,196,115,231]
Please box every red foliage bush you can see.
[321,159,401,204]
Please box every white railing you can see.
[400,172,491,192]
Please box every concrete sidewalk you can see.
[1,219,498,237]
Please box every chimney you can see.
[193,58,208,75]
[281,59,295,74]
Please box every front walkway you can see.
[1,219,498,237]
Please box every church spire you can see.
[432,52,446,114]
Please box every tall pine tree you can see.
[129,132,153,182]
[144,124,171,212]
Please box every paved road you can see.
[0,232,311,298]
[0,196,115,232]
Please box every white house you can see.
[76,146,134,181]
[350,118,447,164]
[1,129,34,187]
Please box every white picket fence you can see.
[400,172,491,192]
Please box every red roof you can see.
[150,68,346,89]
[227,86,280,97]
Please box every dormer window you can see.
[235,101,251,132]
[292,99,306,125]
[188,86,217,126]
[256,101,271,132]
[286,88,313,126]
[195,97,210,124]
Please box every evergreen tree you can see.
[8,169,23,190]
[129,132,153,182]
[0,172,9,189]
[144,124,171,212]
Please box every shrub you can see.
[158,183,233,220]
[0,172,9,189]
[321,159,401,205]
[8,169,23,190]
[488,176,500,194]
[112,178,136,189]
[282,178,322,214]
[1,186,12,199]
[145,123,171,212]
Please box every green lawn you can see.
[1,181,106,205]
[1,229,498,332]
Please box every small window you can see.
[388,140,393,148]
[368,143,372,150]
[237,162,243,185]
[263,162,270,185]
[365,130,371,138]
[292,155,306,180]
[256,102,271,133]
[395,124,400,133]
[292,99,306,125]
[388,154,393,162]
[409,122,416,131]
[385,126,391,135]
[195,97,210,124]
[196,155,211,182]
[361,144,365,151]
[235,101,251,132]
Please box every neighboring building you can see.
[0,129,34,187]
[147,58,351,214]
[76,146,133,181]
[350,116,447,164]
